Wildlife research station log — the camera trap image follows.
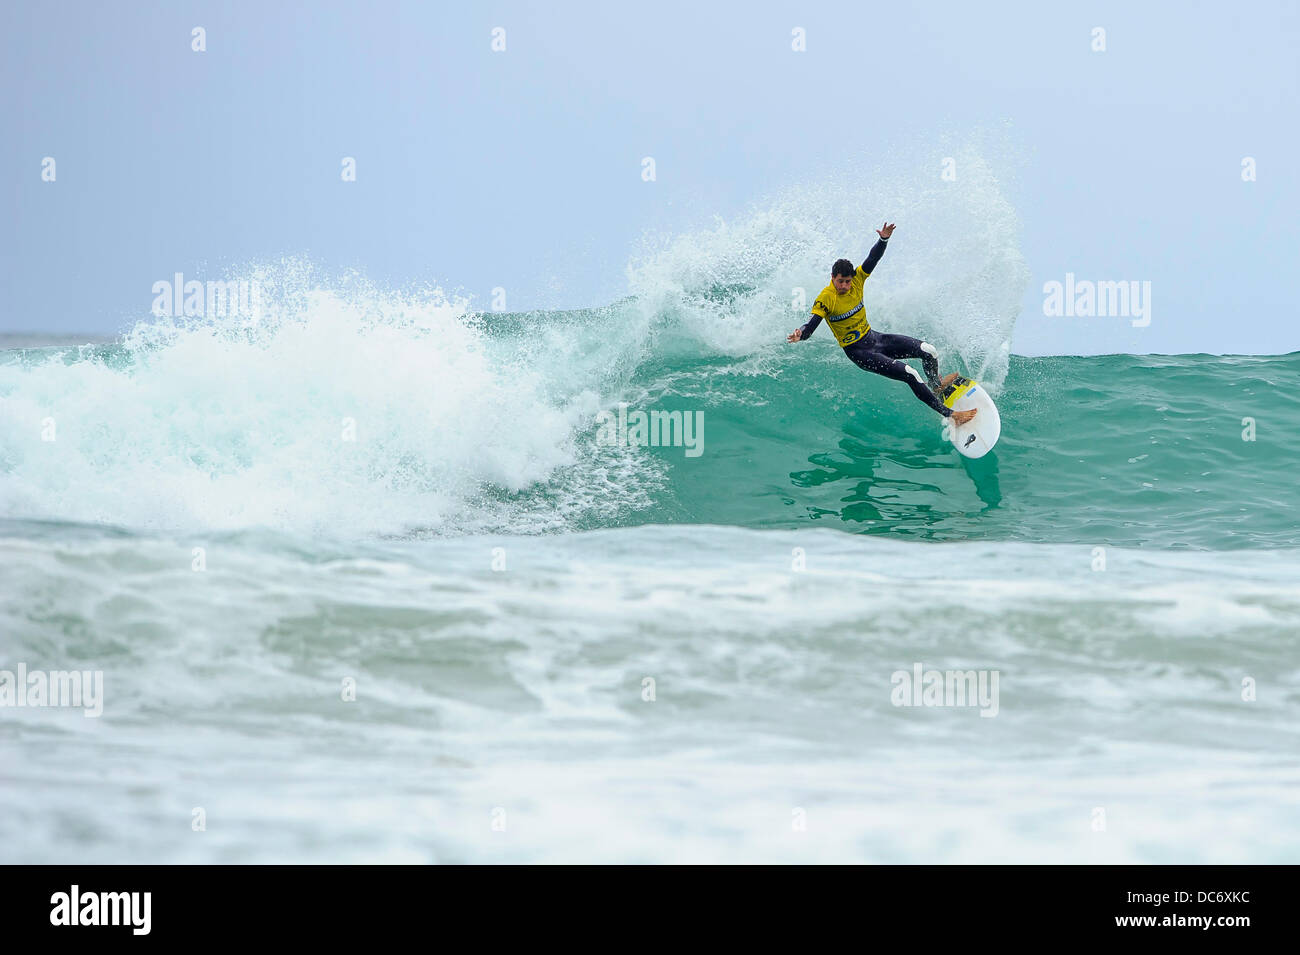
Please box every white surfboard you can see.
[940,376,1001,458]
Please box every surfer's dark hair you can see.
[831,258,855,278]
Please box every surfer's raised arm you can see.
[861,222,895,275]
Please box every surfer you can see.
[787,223,976,425]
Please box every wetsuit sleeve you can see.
[860,236,888,275]
[799,298,830,340]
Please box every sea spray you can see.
[0,270,597,536]
[625,148,1030,389]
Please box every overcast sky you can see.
[2,0,1296,355]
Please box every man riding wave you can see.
[787,222,976,426]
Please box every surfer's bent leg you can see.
[844,341,951,418]
[873,332,943,393]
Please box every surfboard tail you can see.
[941,376,975,409]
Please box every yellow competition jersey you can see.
[811,265,872,347]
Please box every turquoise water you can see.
[7,333,1294,549]
[584,350,1300,547]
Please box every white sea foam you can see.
[0,271,633,536]
[2,525,1297,863]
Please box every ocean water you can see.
[3,169,1298,863]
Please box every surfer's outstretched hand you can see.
[877,222,896,239]
[787,329,804,343]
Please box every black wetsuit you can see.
[843,330,949,416]
[798,239,952,418]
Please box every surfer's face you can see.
[832,274,853,293]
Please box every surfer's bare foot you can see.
[939,373,960,389]
[951,409,977,426]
